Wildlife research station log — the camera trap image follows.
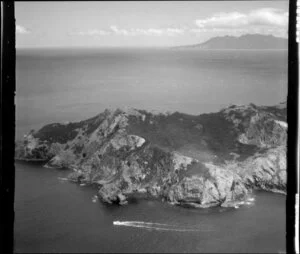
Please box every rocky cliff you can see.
[15,102,287,208]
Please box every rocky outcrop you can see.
[226,145,286,193]
[222,103,287,148]
[15,131,52,161]
[15,102,287,208]
[167,164,248,208]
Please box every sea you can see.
[15,48,287,253]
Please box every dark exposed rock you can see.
[15,102,287,208]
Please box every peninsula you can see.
[15,102,287,208]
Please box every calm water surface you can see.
[16,48,287,139]
[15,162,286,253]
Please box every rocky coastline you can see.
[15,102,287,208]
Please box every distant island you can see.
[15,102,287,208]
[174,34,288,50]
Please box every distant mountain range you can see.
[174,34,288,50]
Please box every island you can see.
[173,34,288,50]
[15,102,287,208]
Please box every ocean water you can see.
[15,48,287,253]
[16,48,287,139]
[15,162,286,253]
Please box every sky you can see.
[16,1,289,48]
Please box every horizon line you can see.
[16,33,288,51]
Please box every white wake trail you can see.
[113,221,213,232]
[113,221,170,226]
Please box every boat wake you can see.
[113,221,213,232]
